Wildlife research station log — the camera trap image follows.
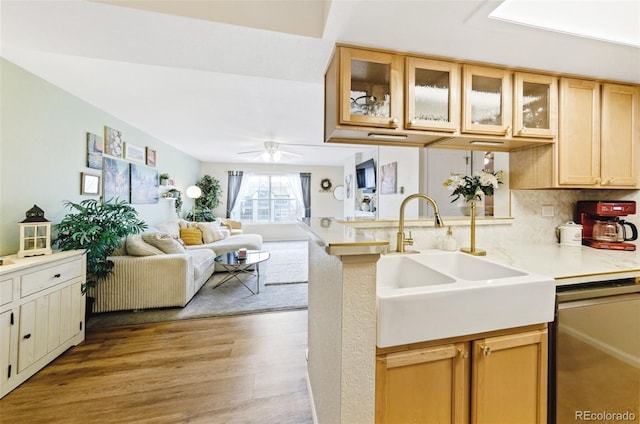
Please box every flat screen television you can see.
[356,158,376,192]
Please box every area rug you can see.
[86,240,308,329]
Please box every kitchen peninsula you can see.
[301,217,640,424]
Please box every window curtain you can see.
[226,171,244,218]
[300,172,311,218]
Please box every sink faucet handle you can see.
[404,231,414,246]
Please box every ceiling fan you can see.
[237,141,303,162]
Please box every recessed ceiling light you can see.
[489,0,640,48]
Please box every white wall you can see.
[376,146,420,219]
[0,59,201,256]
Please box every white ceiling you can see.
[2,0,639,166]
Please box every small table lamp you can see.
[18,205,52,258]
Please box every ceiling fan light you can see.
[272,151,282,161]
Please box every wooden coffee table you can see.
[214,250,270,294]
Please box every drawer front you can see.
[20,259,83,298]
[0,278,13,306]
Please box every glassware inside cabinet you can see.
[514,72,557,138]
[521,82,550,129]
[350,59,390,118]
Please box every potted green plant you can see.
[53,198,147,315]
[191,175,223,221]
[159,173,170,186]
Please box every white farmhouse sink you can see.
[377,251,555,348]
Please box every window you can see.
[230,174,305,223]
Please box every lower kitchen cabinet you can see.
[0,250,85,398]
[376,326,547,424]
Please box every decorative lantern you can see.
[18,205,52,258]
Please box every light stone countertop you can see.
[300,218,640,285]
[480,243,640,286]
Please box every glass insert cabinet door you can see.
[406,57,460,132]
[513,72,558,138]
[462,65,512,135]
[339,47,403,128]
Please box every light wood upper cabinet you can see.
[514,72,558,138]
[405,57,460,132]
[558,78,602,186]
[463,67,558,139]
[600,83,639,187]
[558,79,639,188]
[376,326,548,424]
[462,65,512,136]
[511,79,639,189]
[338,47,404,129]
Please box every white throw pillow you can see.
[155,220,181,238]
[126,234,164,256]
[197,222,227,243]
[141,232,186,254]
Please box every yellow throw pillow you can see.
[180,228,203,246]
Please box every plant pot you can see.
[458,198,485,217]
[85,296,95,322]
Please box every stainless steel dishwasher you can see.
[550,279,640,424]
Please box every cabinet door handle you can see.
[519,127,527,134]
[390,117,399,127]
[54,273,61,278]
[457,348,468,358]
[505,126,512,136]
[23,333,32,340]
[480,345,491,356]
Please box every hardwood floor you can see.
[0,310,313,424]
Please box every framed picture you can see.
[86,132,104,170]
[380,161,397,194]
[103,157,130,202]
[130,163,159,204]
[124,143,145,163]
[104,126,123,158]
[146,147,157,167]
[81,172,101,195]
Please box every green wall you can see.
[0,59,202,256]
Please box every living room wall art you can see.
[130,163,159,204]
[146,147,157,167]
[81,172,101,195]
[124,143,145,163]
[103,157,130,202]
[104,126,123,158]
[379,161,397,195]
[86,132,103,170]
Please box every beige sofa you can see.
[90,220,263,313]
